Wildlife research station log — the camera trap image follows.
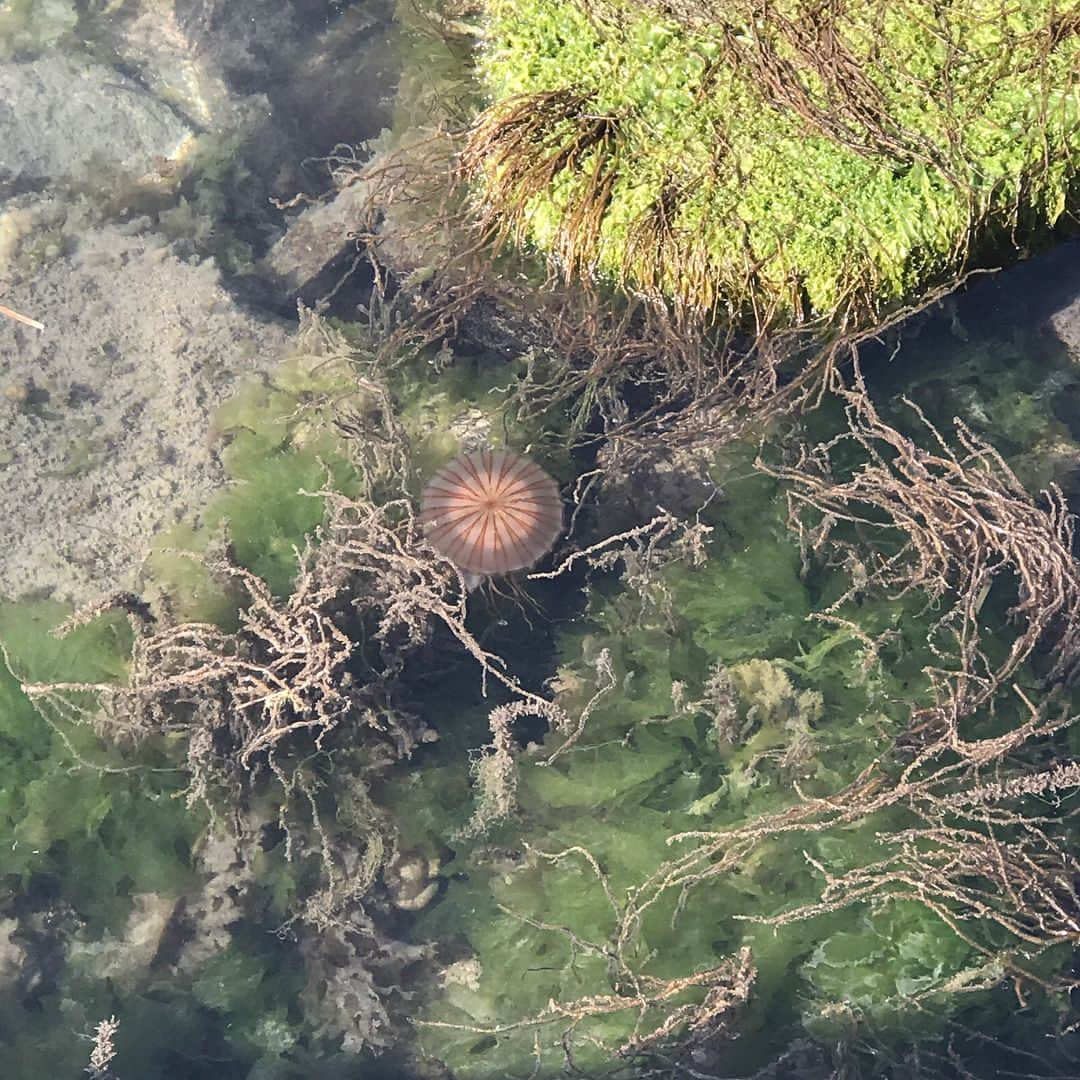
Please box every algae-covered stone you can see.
[470,0,1080,324]
[1051,285,1080,363]
[0,54,194,193]
[0,0,76,59]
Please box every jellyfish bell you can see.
[420,449,563,583]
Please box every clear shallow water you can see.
[1,2,1080,1078]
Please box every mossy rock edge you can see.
[470,0,1080,325]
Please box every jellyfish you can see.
[420,449,562,585]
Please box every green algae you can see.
[2,58,1079,1067]
[803,900,982,1027]
[470,0,1080,323]
[0,601,206,1075]
[160,348,362,602]
[0,341,1074,1077]
[0,601,194,902]
[0,305,582,1075]
[147,318,567,615]
[398,352,1080,1075]
[2,275,1078,1078]
[404,456,934,1074]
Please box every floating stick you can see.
[0,303,44,331]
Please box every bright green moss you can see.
[473,0,1080,322]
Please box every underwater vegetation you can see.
[0,307,582,1076]
[0,602,213,1077]
[403,367,1080,1076]
[4,253,1080,1077]
[4,1,1080,1078]
[466,0,1080,327]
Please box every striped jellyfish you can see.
[420,449,562,586]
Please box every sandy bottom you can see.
[0,221,287,605]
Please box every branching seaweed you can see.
[421,842,756,1072]
[615,377,1080,1006]
[761,367,1080,750]
[425,374,1080,1074]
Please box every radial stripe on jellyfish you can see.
[419,449,563,575]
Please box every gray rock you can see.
[174,0,301,83]
[0,53,193,192]
[260,180,374,300]
[0,223,288,605]
[1050,293,1080,361]
[86,0,233,131]
[0,919,26,990]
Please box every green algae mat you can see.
[467,0,1080,324]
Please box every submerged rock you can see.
[260,180,375,304]
[0,54,194,194]
[87,0,234,131]
[0,917,27,990]
[0,223,288,605]
[67,893,178,988]
[0,0,78,59]
[1051,290,1080,363]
